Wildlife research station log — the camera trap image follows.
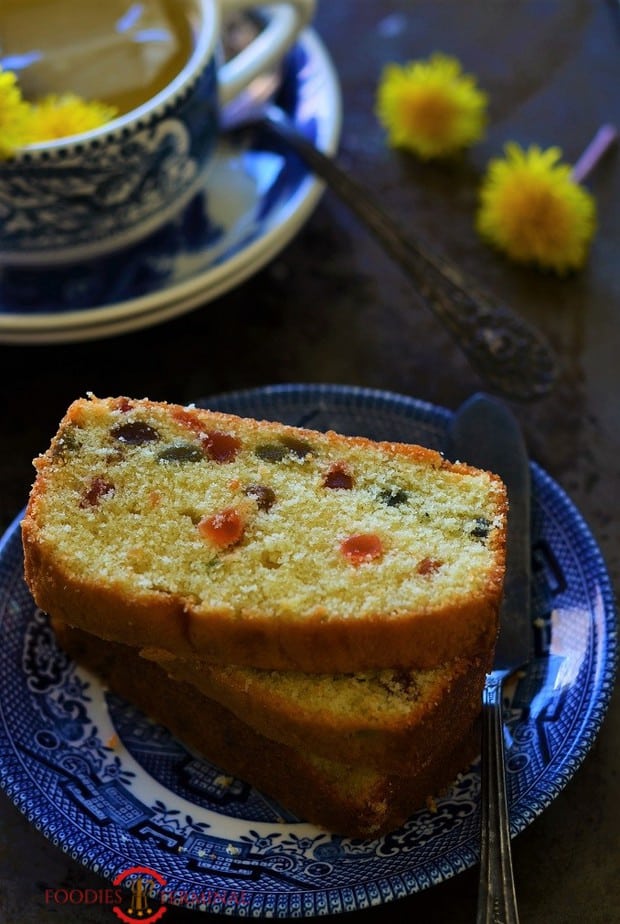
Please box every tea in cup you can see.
[1,0,196,117]
[0,0,316,266]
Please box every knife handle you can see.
[477,673,520,924]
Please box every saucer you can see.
[0,30,341,345]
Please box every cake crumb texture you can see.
[22,395,507,672]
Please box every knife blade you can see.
[447,392,532,671]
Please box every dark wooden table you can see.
[1,2,618,921]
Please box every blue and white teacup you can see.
[0,0,315,267]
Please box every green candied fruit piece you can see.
[471,517,492,540]
[51,425,82,460]
[378,487,409,507]
[254,437,315,463]
[254,443,287,463]
[158,444,204,464]
[279,436,314,458]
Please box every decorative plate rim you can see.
[0,383,617,917]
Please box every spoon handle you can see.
[260,106,558,402]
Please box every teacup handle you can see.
[217,0,316,104]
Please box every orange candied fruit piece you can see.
[112,397,134,413]
[198,507,245,548]
[340,533,383,565]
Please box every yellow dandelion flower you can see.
[26,94,118,144]
[0,68,32,159]
[375,53,488,159]
[476,143,597,274]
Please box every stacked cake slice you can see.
[22,395,507,837]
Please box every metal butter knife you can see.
[447,393,532,924]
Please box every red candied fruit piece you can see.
[113,398,134,413]
[198,507,245,548]
[201,430,241,463]
[172,407,203,433]
[244,483,276,512]
[340,533,383,565]
[80,476,115,508]
[416,556,443,575]
[323,462,354,490]
[170,409,241,462]
[111,421,160,444]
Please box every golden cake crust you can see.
[141,646,490,773]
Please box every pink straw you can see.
[571,123,618,183]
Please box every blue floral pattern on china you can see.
[0,36,337,327]
[0,384,616,917]
[0,61,219,263]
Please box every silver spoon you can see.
[220,15,558,402]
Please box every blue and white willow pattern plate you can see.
[0,384,616,917]
[0,29,341,343]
